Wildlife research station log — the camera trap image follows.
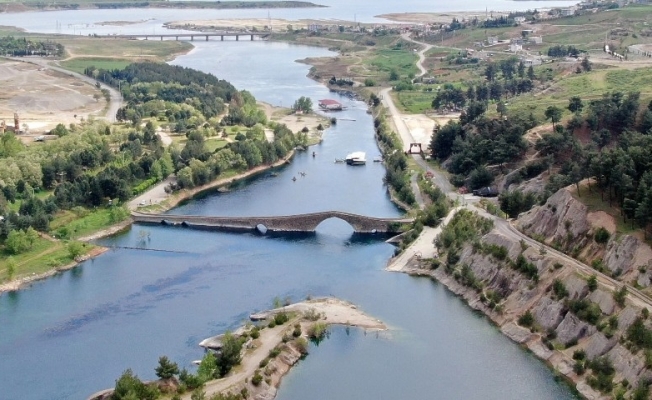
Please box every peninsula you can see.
[89,297,386,400]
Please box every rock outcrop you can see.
[517,189,590,246]
[406,213,652,400]
[517,188,652,287]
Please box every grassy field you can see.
[205,138,229,152]
[0,238,96,282]
[58,37,193,61]
[50,207,129,240]
[505,66,652,122]
[365,48,418,80]
[60,57,131,74]
[396,90,435,114]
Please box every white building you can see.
[510,43,523,52]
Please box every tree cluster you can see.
[373,116,415,206]
[431,58,535,112]
[0,36,64,57]
[547,45,581,58]
[534,92,652,236]
[430,114,532,189]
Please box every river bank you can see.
[1,1,323,14]
[89,297,386,400]
[0,246,109,294]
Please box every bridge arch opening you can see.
[314,217,355,237]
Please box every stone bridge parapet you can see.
[131,211,413,234]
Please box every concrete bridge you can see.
[103,32,270,42]
[131,211,413,234]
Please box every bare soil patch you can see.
[378,11,507,25]
[0,59,105,134]
[258,101,329,137]
[587,211,617,234]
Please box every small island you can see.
[89,297,386,400]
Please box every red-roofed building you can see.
[318,99,343,111]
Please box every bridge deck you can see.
[132,211,413,234]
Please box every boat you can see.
[345,151,366,165]
[334,158,345,163]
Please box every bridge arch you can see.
[313,217,356,235]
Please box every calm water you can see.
[1,5,576,400]
[0,0,578,36]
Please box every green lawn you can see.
[60,57,131,74]
[0,238,94,282]
[205,138,229,152]
[50,207,129,240]
[396,90,435,114]
[366,48,418,80]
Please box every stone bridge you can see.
[131,211,413,234]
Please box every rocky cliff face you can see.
[516,188,652,288]
[411,223,652,400]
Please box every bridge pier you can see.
[160,36,163,41]
[191,35,194,41]
[251,34,254,41]
[206,35,209,41]
[220,35,224,41]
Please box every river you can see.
[1,3,578,400]
[0,0,578,36]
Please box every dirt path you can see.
[401,33,433,78]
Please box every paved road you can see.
[8,56,123,122]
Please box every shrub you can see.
[613,286,627,307]
[568,299,601,325]
[552,279,568,299]
[594,227,610,244]
[258,358,269,368]
[251,372,263,387]
[274,312,289,325]
[587,275,598,291]
[587,357,615,393]
[627,318,652,349]
[294,337,309,354]
[572,350,586,360]
[518,311,534,327]
[250,328,260,339]
[307,322,328,340]
[303,308,321,321]
[292,324,302,337]
[268,346,281,359]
